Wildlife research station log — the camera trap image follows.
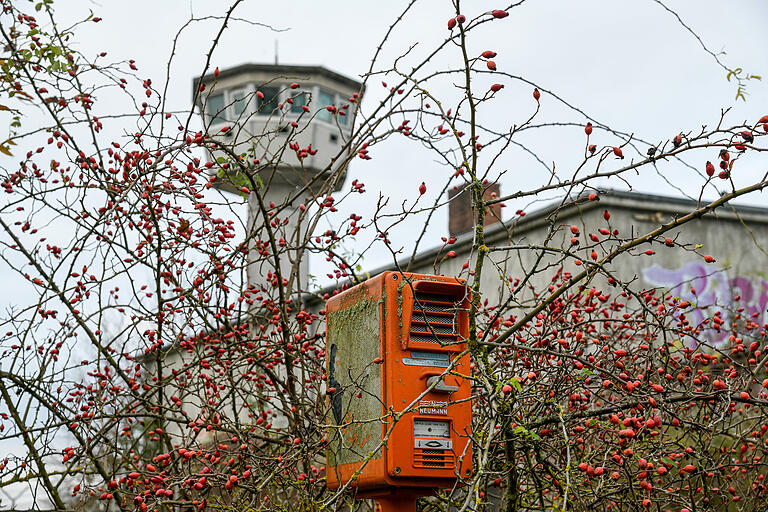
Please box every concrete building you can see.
[194,63,363,292]
[351,188,768,348]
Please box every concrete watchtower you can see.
[193,64,362,293]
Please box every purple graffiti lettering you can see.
[643,263,768,348]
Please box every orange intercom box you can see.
[325,271,473,493]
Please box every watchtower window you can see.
[258,86,280,115]
[231,89,249,119]
[317,90,335,122]
[290,92,308,113]
[206,92,226,124]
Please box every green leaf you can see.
[512,425,540,441]
[512,426,529,437]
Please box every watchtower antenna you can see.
[274,39,278,65]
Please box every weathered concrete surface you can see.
[390,190,768,331]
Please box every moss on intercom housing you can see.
[326,292,383,467]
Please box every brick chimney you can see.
[448,182,502,236]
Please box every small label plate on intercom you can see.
[402,351,451,367]
[414,419,450,437]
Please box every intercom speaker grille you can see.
[413,448,455,469]
[409,291,459,345]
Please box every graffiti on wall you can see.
[642,261,768,346]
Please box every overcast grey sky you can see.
[7,0,768,287]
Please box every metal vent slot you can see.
[411,322,454,334]
[415,302,454,313]
[413,292,458,303]
[413,309,453,319]
[413,310,453,322]
[409,334,442,344]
